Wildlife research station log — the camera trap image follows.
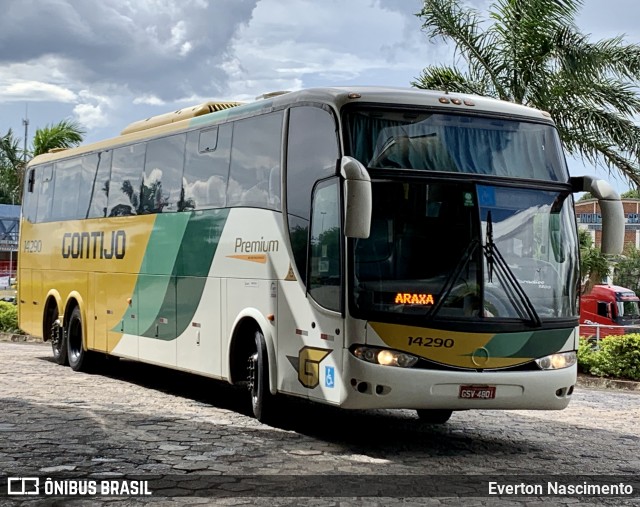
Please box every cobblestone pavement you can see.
[0,342,638,506]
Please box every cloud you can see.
[0,0,259,102]
[73,103,109,129]
[0,81,77,103]
[220,0,432,98]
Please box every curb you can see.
[576,373,640,392]
[0,333,42,343]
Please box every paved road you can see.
[0,341,638,506]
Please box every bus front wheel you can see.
[66,307,90,372]
[416,409,453,424]
[247,329,275,423]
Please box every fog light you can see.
[535,351,577,370]
[353,346,419,368]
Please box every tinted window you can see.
[228,112,283,210]
[142,134,185,213]
[36,164,54,222]
[108,144,145,217]
[88,151,112,219]
[183,124,231,210]
[51,158,82,221]
[309,179,341,311]
[286,106,339,285]
[22,168,37,223]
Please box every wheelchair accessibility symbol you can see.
[325,366,335,388]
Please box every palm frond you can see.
[418,0,509,99]
[32,119,85,157]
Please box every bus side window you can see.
[50,154,100,221]
[35,164,54,223]
[108,144,145,217]
[23,168,39,223]
[227,111,283,210]
[88,151,112,219]
[182,124,231,210]
[142,134,185,213]
[309,178,342,312]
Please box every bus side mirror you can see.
[571,176,624,255]
[341,156,371,238]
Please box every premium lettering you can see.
[234,237,279,253]
[62,231,126,259]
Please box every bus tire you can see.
[66,307,90,372]
[46,305,67,366]
[416,409,453,424]
[248,329,275,423]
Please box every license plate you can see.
[459,385,496,399]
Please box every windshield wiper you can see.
[484,211,542,327]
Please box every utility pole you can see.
[22,104,29,162]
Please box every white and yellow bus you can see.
[19,87,624,423]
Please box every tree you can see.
[414,0,640,187]
[579,229,609,295]
[0,119,85,204]
[614,246,640,293]
[31,119,85,157]
[621,189,640,199]
[0,129,24,204]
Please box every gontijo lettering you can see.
[62,231,126,259]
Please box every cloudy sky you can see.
[0,0,638,191]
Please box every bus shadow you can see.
[35,355,540,457]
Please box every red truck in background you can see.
[580,284,640,339]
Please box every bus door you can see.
[278,178,344,404]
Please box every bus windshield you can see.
[351,181,579,324]
[345,108,568,181]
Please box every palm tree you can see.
[32,119,85,157]
[0,129,25,204]
[414,0,640,187]
[0,119,85,204]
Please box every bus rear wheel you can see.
[247,329,276,423]
[66,307,91,372]
[46,306,67,366]
[416,409,453,424]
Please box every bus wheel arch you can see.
[228,313,277,421]
[43,293,65,365]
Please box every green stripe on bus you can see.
[138,208,229,340]
[475,328,573,358]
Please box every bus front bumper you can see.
[340,351,576,411]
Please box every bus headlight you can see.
[353,346,419,368]
[535,351,577,370]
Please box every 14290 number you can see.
[407,336,454,348]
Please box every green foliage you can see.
[0,119,85,204]
[0,129,24,204]
[415,0,640,186]
[613,246,640,294]
[579,229,609,294]
[0,301,19,333]
[578,334,640,381]
[621,189,640,199]
[577,192,594,201]
[32,119,85,157]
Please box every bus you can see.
[18,87,624,424]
